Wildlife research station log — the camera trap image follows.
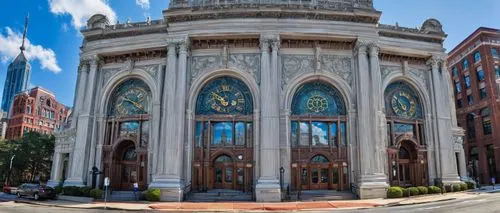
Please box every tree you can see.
[0,132,55,186]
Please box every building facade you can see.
[447,27,500,184]
[5,87,70,140]
[49,0,465,201]
[1,16,31,114]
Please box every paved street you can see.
[0,202,131,213]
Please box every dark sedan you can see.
[16,184,56,200]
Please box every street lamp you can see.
[279,167,285,191]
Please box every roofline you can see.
[448,27,500,56]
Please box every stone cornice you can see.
[83,21,167,42]
[164,8,381,24]
[378,27,445,44]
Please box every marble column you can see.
[356,40,388,199]
[175,40,189,183]
[428,56,461,184]
[255,35,281,202]
[65,56,99,187]
[71,62,88,129]
[48,151,62,187]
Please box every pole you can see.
[6,155,15,186]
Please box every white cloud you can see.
[136,0,150,10]
[0,27,62,74]
[48,0,117,29]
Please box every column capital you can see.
[259,38,270,53]
[271,39,280,52]
[177,39,190,55]
[355,39,370,56]
[368,43,380,57]
[426,54,445,67]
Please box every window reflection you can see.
[246,123,253,147]
[235,122,245,145]
[212,122,233,145]
[299,122,310,146]
[340,122,346,146]
[291,121,299,146]
[330,123,338,147]
[312,122,328,146]
[195,122,203,147]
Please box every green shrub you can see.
[144,188,161,201]
[79,187,92,197]
[465,181,475,190]
[387,187,403,198]
[54,185,63,194]
[408,187,420,196]
[428,186,441,194]
[417,186,428,195]
[63,186,78,196]
[459,183,468,191]
[453,184,462,192]
[89,189,104,199]
[402,188,410,197]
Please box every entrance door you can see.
[310,166,329,190]
[120,163,138,190]
[213,155,234,189]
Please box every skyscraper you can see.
[1,15,31,115]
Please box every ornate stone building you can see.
[49,0,465,201]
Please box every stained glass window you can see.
[384,81,424,119]
[108,78,151,116]
[291,81,346,116]
[195,77,253,115]
[311,155,329,163]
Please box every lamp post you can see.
[5,155,15,186]
[279,167,285,191]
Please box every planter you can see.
[57,195,93,203]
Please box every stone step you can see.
[186,190,253,202]
[288,190,354,201]
[107,191,139,201]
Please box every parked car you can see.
[3,186,17,194]
[16,184,56,200]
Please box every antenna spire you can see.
[20,14,29,52]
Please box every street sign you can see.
[104,177,110,186]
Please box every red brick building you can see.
[447,27,500,184]
[6,87,70,140]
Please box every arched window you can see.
[399,147,410,159]
[290,81,347,147]
[481,108,492,135]
[466,114,476,140]
[123,147,137,161]
[311,155,329,163]
[195,77,254,147]
[474,51,481,63]
[215,155,232,163]
[463,59,469,69]
[108,79,151,116]
[385,81,425,146]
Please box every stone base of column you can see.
[63,178,86,187]
[47,180,61,187]
[255,179,281,202]
[149,177,185,202]
[357,174,389,199]
[441,174,462,186]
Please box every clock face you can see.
[307,95,328,113]
[391,91,417,118]
[116,87,148,115]
[205,84,246,113]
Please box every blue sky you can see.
[0,0,499,107]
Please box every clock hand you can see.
[123,97,144,110]
[211,92,229,106]
[397,99,407,111]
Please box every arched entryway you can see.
[101,78,151,191]
[385,81,428,187]
[289,80,349,191]
[192,76,254,192]
[111,140,145,190]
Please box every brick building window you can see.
[467,95,474,105]
[463,59,469,69]
[481,108,492,135]
[455,81,462,94]
[474,51,481,63]
[464,75,472,89]
[480,87,488,99]
[492,48,498,58]
[452,67,458,76]
[456,99,463,108]
[495,66,500,78]
[476,68,485,81]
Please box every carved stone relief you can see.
[320,55,353,86]
[228,54,261,85]
[380,65,402,82]
[101,67,122,87]
[408,67,428,85]
[190,55,222,81]
[281,55,314,87]
[136,64,160,80]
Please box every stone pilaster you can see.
[356,40,388,199]
[71,62,88,129]
[255,35,281,202]
[175,39,189,183]
[427,55,461,184]
[65,56,100,187]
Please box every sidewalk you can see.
[472,184,500,193]
[0,192,479,211]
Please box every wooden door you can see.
[310,166,329,190]
[213,163,234,189]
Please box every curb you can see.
[383,198,456,207]
[7,199,149,211]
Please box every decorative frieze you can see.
[190,55,222,81]
[408,66,429,85]
[380,65,402,82]
[228,54,261,85]
[101,67,122,87]
[320,55,353,86]
[191,39,260,50]
[101,50,166,64]
[281,40,353,50]
[136,64,160,80]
